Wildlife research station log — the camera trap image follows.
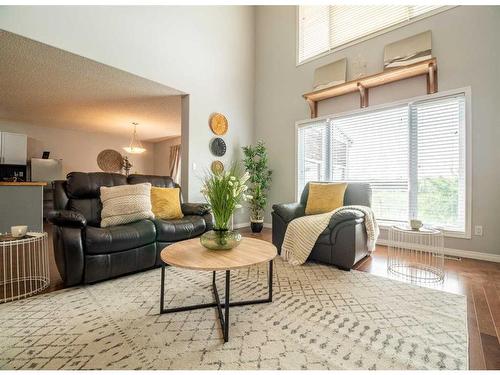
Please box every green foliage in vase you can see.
[200,163,251,230]
[242,140,272,221]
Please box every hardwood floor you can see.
[40,225,500,369]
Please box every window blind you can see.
[331,106,409,222]
[410,95,466,231]
[297,120,328,192]
[296,93,467,233]
[298,5,442,63]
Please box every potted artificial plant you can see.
[242,140,272,233]
[200,164,252,250]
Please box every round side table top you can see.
[391,225,441,235]
[161,237,277,271]
[0,232,47,244]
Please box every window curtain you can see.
[169,144,181,184]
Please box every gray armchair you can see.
[271,182,372,270]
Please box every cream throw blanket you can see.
[281,206,379,266]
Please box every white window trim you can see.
[296,6,457,66]
[295,87,472,239]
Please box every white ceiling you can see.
[0,30,183,142]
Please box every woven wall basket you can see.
[97,149,123,172]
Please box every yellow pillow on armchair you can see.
[305,182,347,215]
[151,187,184,220]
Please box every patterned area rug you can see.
[0,258,467,370]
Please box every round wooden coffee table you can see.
[160,237,277,342]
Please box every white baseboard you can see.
[233,222,250,229]
[376,238,500,263]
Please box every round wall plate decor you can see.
[211,160,224,174]
[209,113,228,135]
[209,137,226,157]
[97,149,123,172]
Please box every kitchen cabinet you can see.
[0,132,27,165]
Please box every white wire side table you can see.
[388,226,444,283]
[1,232,50,303]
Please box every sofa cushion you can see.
[305,182,347,215]
[67,172,127,199]
[154,215,207,242]
[68,198,102,227]
[151,187,184,220]
[100,183,154,228]
[84,243,157,283]
[65,172,128,225]
[128,174,176,188]
[85,220,156,255]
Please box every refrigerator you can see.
[30,158,63,219]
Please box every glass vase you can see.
[200,229,242,250]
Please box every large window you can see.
[297,92,468,235]
[297,5,444,64]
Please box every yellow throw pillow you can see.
[305,182,347,215]
[150,187,184,220]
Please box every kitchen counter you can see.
[0,183,45,232]
[0,182,47,186]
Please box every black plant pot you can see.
[250,220,264,233]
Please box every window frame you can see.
[295,87,472,239]
[296,6,456,66]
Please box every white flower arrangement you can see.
[201,164,251,230]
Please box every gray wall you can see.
[0,6,255,225]
[255,6,500,255]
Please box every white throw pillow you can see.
[100,183,154,228]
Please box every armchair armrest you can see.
[272,202,306,223]
[181,203,211,216]
[328,209,365,229]
[48,210,87,229]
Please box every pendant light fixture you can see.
[123,122,146,154]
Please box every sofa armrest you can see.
[48,210,87,229]
[328,209,365,229]
[52,226,85,286]
[181,203,211,216]
[203,212,214,231]
[272,202,306,223]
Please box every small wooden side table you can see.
[160,237,277,342]
[1,232,50,303]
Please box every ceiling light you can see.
[123,122,146,154]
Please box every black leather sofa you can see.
[48,172,212,286]
[272,182,372,270]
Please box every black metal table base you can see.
[160,260,273,342]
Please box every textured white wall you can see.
[0,6,255,224]
[255,6,500,255]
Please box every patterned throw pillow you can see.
[305,182,347,215]
[150,187,184,220]
[100,183,154,228]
